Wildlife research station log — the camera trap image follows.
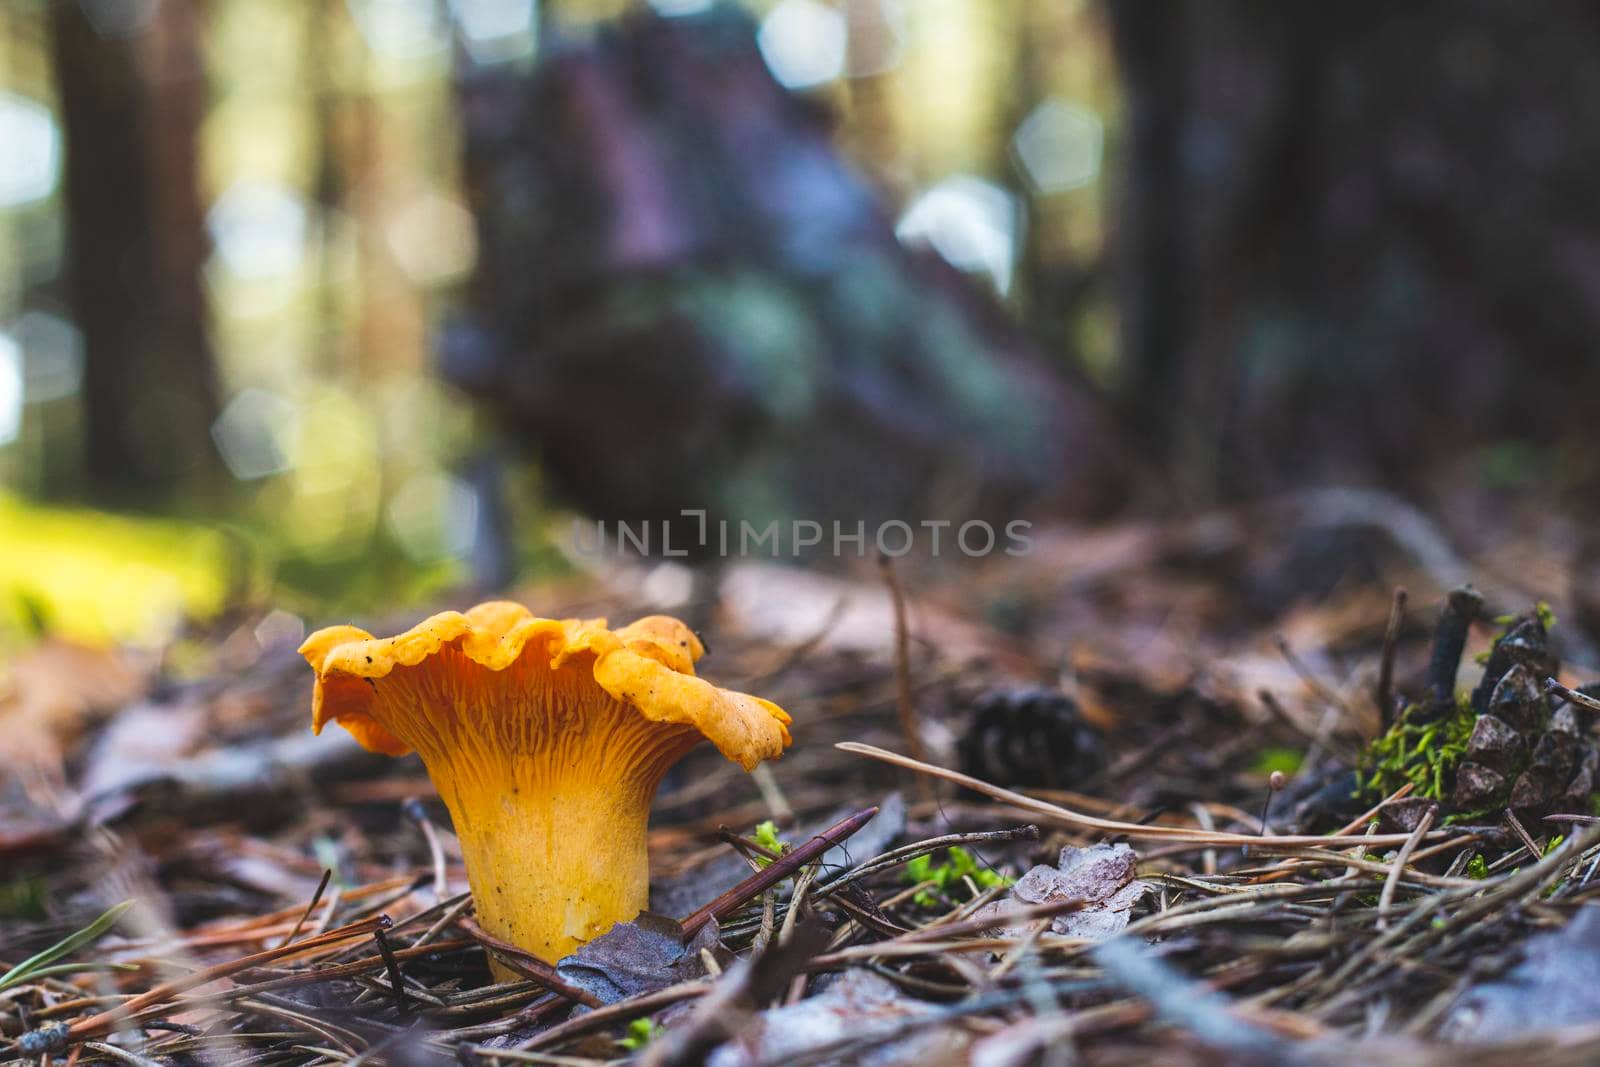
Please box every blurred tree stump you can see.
[445,6,1122,552]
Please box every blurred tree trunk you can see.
[49,0,220,505]
[447,5,1125,551]
[1105,0,1189,492]
[1107,0,1600,504]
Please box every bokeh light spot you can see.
[387,191,479,285]
[896,175,1021,295]
[0,94,61,210]
[758,0,848,91]
[448,0,537,64]
[0,333,22,446]
[212,388,299,481]
[208,180,309,281]
[253,608,307,650]
[347,0,450,61]
[15,311,84,404]
[648,0,713,15]
[78,0,159,38]
[387,471,478,561]
[845,0,906,79]
[1012,99,1103,195]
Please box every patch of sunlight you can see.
[0,492,233,648]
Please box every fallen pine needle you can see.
[836,742,1451,849]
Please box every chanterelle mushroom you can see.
[300,601,791,970]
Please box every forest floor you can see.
[5,488,1600,1066]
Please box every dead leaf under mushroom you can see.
[556,913,726,1005]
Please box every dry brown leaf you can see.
[972,842,1150,941]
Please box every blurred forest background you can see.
[2,0,1598,649]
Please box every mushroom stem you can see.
[450,779,655,972]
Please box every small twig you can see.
[404,797,449,901]
[83,1040,165,1067]
[745,596,848,689]
[415,892,475,947]
[371,925,411,1014]
[1547,677,1600,715]
[511,981,713,1055]
[308,884,344,940]
[1378,803,1435,929]
[176,938,475,1000]
[818,824,1038,895]
[1274,635,1350,716]
[878,555,932,805]
[636,923,833,1066]
[1299,704,1346,776]
[679,806,879,939]
[276,868,333,950]
[1377,587,1408,726]
[233,995,365,1054]
[1426,586,1482,709]
[48,915,391,1047]
[837,743,1449,848]
[837,897,1086,956]
[718,827,780,867]
[777,864,818,948]
[1332,781,1415,837]
[779,863,820,1003]
[1310,825,1600,1016]
[1190,802,1218,873]
[749,765,794,823]
[753,883,777,955]
[1504,808,1542,862]
[460,1049,608,1066]
[989,917,1050,983]
[455,918,603,1008]
[1257,689,1312,743]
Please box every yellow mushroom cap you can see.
[298,601,792,965]
[300,601,791,769]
